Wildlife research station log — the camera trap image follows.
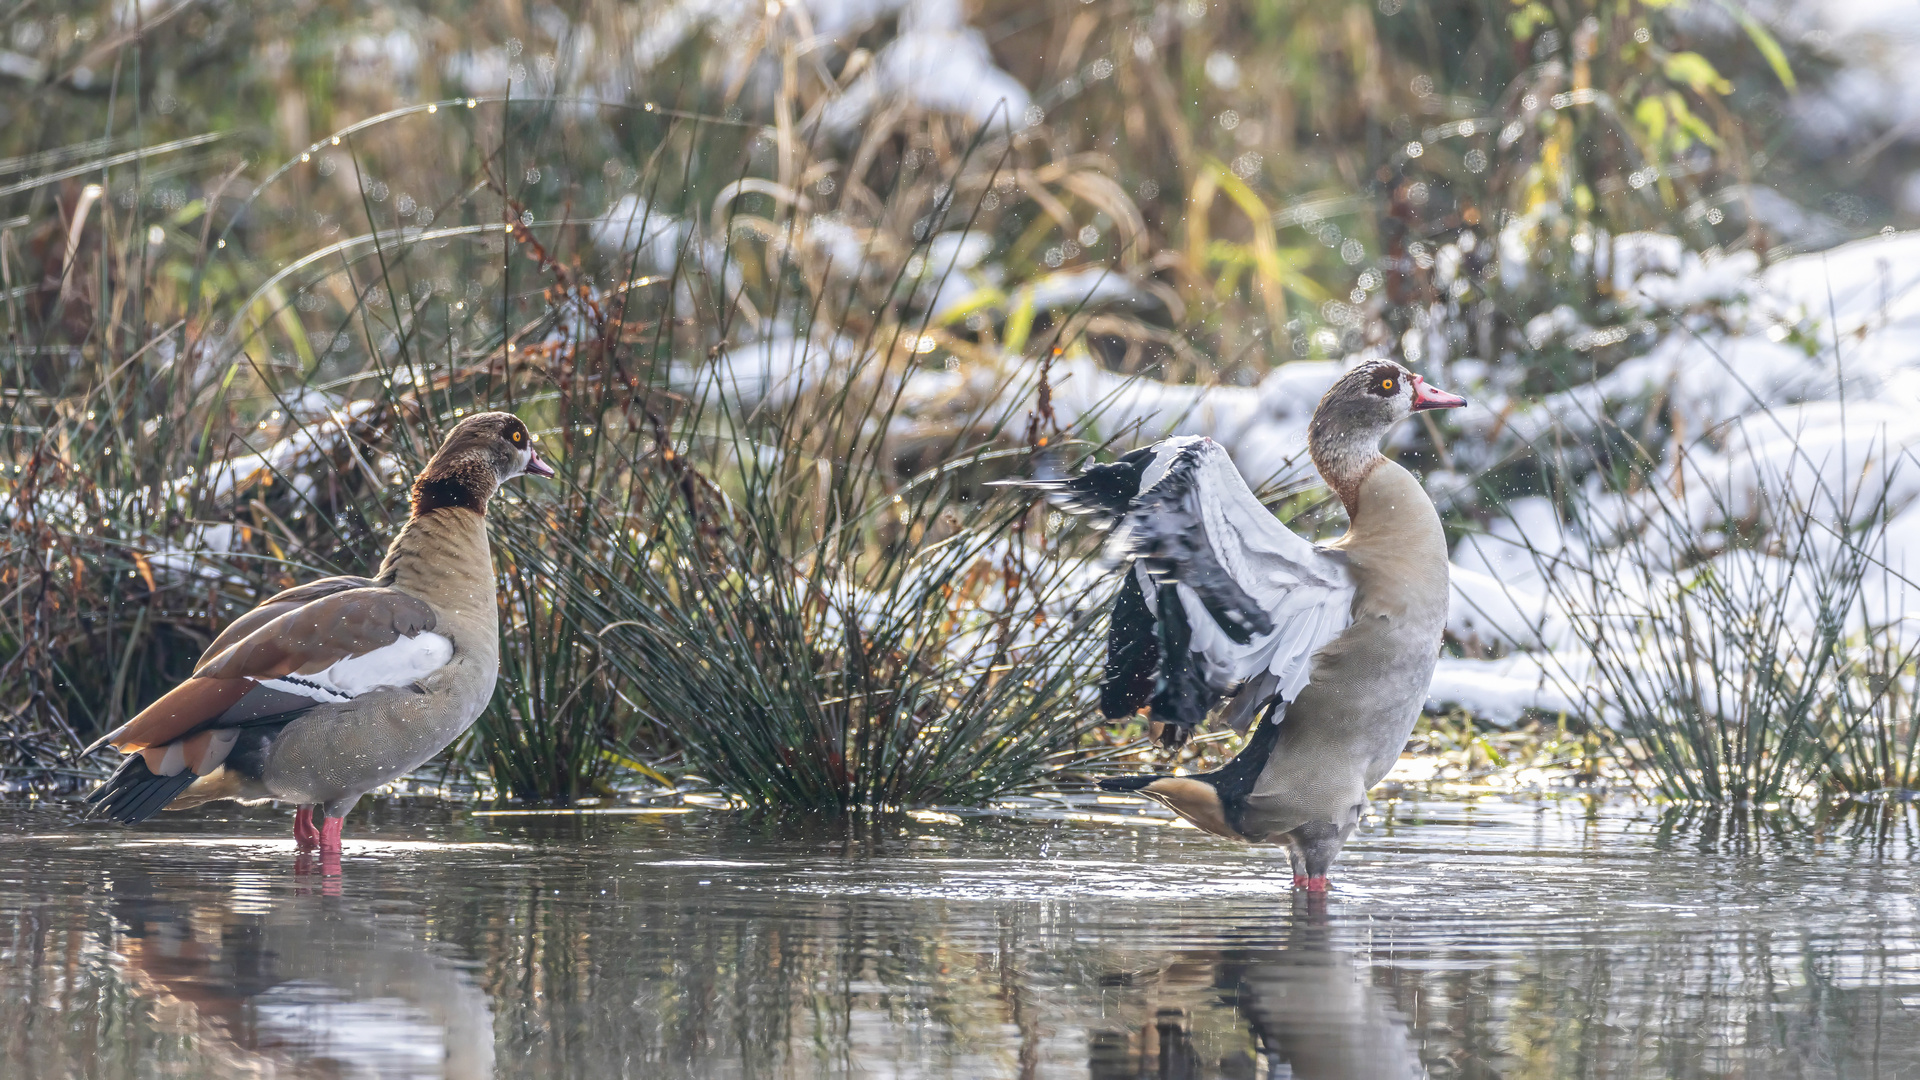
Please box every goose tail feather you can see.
[85,754,198,825]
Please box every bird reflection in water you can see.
[1091,896,1419,1080]
[100,857,495,1080]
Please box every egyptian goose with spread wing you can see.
[82,412,553,858]
[1024,360,1465,890]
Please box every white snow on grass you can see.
[821,23,1033,135]
[1424,231,1920,726]
[617,0,1031,133]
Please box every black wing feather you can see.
[1117,445,1275,646]
[992,446,1156,521]
[1208,701,1286,806]
[1149,584,1217,743]
[1100,568,1160,719]
[1098,698,1288,825]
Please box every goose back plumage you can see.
[83,577,459,824]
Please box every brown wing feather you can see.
[96,678,252,754]
[196,575,379,668]
[194,587,438,682]
[84,583,433,759]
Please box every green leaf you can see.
[1668,93,1724,150]
[599,750,675,787]
[1508,2,1553,39]
[1664,52,1732,96]
[1635,97,1669,149]
[1720,3,1797,91]
[1002,288,1037,354]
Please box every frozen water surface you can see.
[2,796,1918,1078]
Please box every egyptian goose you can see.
[82,412,554,860]
[1029,360,1465,890]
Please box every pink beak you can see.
[1409,375,1468,412]
[525,449,556,478]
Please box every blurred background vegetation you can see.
[0,0,1908,806]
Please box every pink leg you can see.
[318,816,345,877]
[1303,875,1330,893]
[293,807,321,851]
[1292,874,1309,889]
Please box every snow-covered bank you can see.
[1426,231,1920,725]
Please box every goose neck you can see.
[1309,431,1385,518]
[375,508,497,621]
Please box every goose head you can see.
[411,412,555,514]
[1307,360,1464,508]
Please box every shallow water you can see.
[2,796,1918,1079]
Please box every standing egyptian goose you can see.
[82,412,554,859]
[1027,360,1465,890]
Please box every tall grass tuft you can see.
[534,338,1112,807]
[1509,414,1920,803]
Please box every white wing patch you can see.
[1133,434,1206,497]
[1130,438,1356,709]
[260,632,454,703]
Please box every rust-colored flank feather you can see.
[108,678,251,752]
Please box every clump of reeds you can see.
[570,366,1110,808]
[1815,537,1920,798]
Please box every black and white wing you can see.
[994,445,1158,521]
[1045,437,1355,745]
